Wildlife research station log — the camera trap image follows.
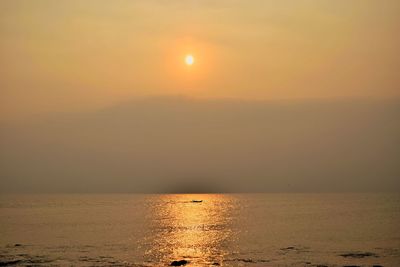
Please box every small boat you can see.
[191,200,203,203]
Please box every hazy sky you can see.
[1,97,399,193]
[0,1,399,192]
[1,0,399,119]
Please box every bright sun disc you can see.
[185,55,194,65]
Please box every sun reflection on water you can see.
[144,194,236,266]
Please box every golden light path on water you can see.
[144,194,237,266]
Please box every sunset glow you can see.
[185,55,194,66]
[0,1,399,266]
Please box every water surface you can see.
[0,194,399,266]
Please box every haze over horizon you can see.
[1,96,399,193]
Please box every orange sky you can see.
[0,0,399,119]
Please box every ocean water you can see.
[0,194,399,266]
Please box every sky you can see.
[0,1,399,192]
[0,0,399,119]
[1,97,399,193]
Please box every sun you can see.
[185,54,194,66]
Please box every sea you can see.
[0,194,399,266]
